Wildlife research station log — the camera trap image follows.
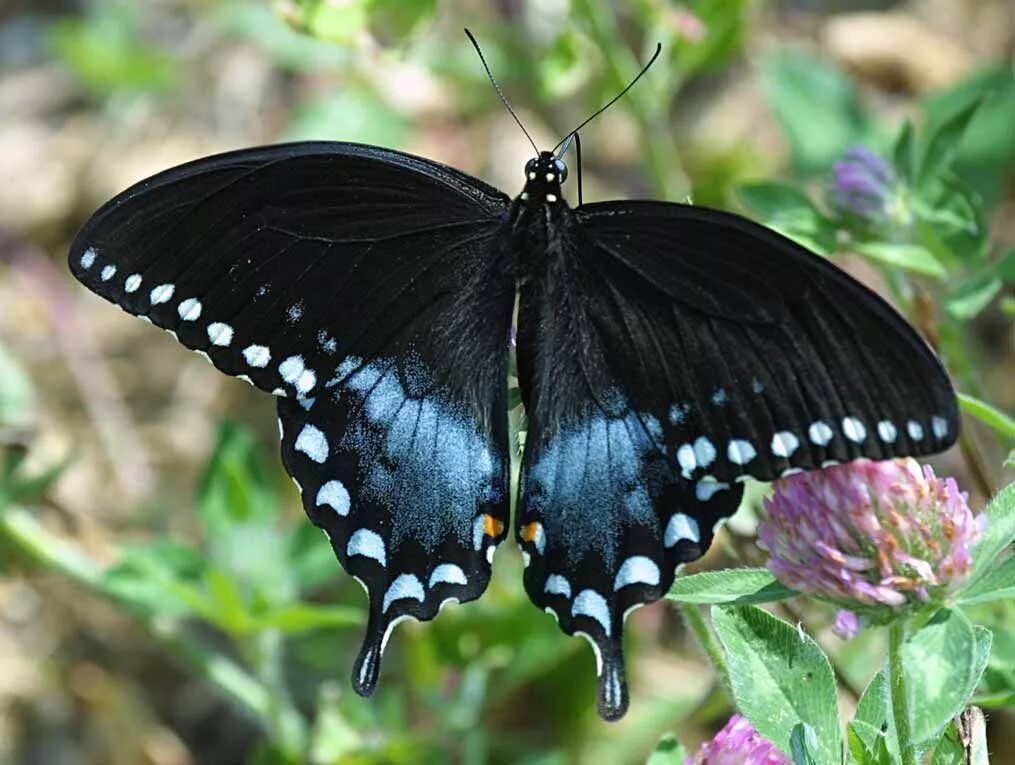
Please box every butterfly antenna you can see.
[465,28,539,154]
[555,131,584,205]
[552,42,662,153]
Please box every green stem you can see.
[251,629,307,758]
[888,621,918,765]
[571,0,689,200]
[680,602,730,684]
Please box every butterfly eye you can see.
[525,159,538,177]
[554,159,568,183]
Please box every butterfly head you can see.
[521,151,567,204]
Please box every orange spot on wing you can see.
[521,521,542,543]
[483,514,504,538]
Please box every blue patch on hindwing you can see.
[332,358,502,552]
[524,410,666,567]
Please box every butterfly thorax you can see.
[510,152,578,284]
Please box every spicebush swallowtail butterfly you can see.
[68,36,957,722]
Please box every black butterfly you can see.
[68,42,957,722]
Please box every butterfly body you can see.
[69,140,957,721]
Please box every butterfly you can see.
[67,36,957,722]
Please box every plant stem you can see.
[252,629,307,758]
[571,0,690,200]
[888,621,918,765]
[680,602,730,684]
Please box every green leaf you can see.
[737,181,838,254]
[892,119,917,183]
[919,97,984,185]
[921,67,1015,208]
[287,88,408,147]
[855,670,888,728]
[848,720,892,765]
[903,608,978,743]
[929,722,966,765]
[204,567,252,635]
[971,625,992,693]
[100,540,205,616]
[366,0,435,41]
[254,603,363,633]
[945,273,1002,320]
[198,422,278,533]
[308,685,362,761]
[966,480,1015,590]
[959,555,1015,604]
[647,732,687,765]
[48,5,177,95]
[0,341,36,434]
[286,0,367,44]
[789,723,819,765]
[852,242,946,278]
[667,568,798,605]
[958,393,1015,440]
[854,670,900,760]
[762,49,873,175]
[712,605,841,762]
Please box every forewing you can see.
[516,200,956,720]
[69,142,515,693]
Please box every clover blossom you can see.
[685,714,788,765]
[758,459,982,617]
[829,145,899,223]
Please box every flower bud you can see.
[685,714,788,765]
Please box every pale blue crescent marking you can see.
[316,480,350,516]
[771,431,800,458]
[207,322,233,347]
[346,528,385,566]
[382,573,425,613]
[931,416,948,439]
[243,344,271,368]
[878,420,898,443]
[429,563,467,588]
[472,515,486,551]
[279,355,316,395]
[80,248,97,269]
[676,443,696,476]
[124,274,142,293]
[177,297,202,321]
[727,439,756,465]
[545,574,572,599]
[529,522,546,555]
[842,417,867,443]
[907,420,924,440]
[571,589,612,636]
[808,421,834,446]
[664,513,700,547]
[695,477,730,502]
[150,283,175,305]
[295,424,328,463]
[100,264,116,281]
[613,556,660,590]
[693,436,716,468]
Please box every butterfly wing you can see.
[69,142,515,693]
[515,199,956,720]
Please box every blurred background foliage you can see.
[0,1,1012,763]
